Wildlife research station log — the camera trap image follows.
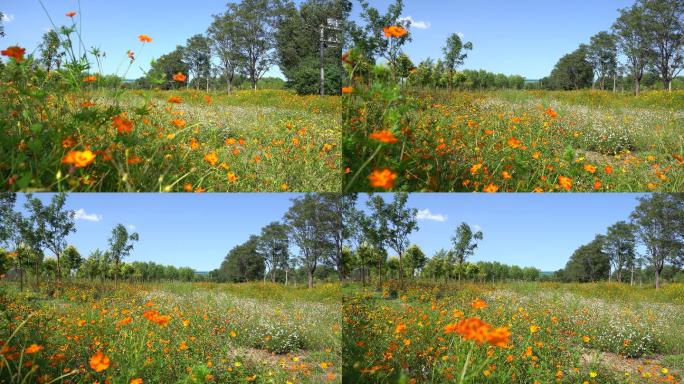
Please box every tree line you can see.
[545,0,684,93]
[557,194,684,288]
[210,193,348,288]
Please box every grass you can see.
[0,281,341,384]
[343,87,684,192]
[342,281,684,383]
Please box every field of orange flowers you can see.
[343,87,684,192]
[343,281,684,383]
[0,281,341,384]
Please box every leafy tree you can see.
[403,244,426,277]
[148,46,189,89]
[348,0,410,67]
[354,242,377,285]
[450,222,483,284]
[228,0,286,90]
[208,10,240,92]
[613,3,654,95]
[443,33,473,90]
[587,31,618,90]
[107,224,139,287]
[603,221,637,283]
[0,193,16,247]
[24,193,76,282]
[548,45,594,90]
[284,193,334,288]
[0,248,10,276]
[562,236,610,282]
[641,0,684,91]
[630,194,684,289]
[0,11,5,37]
[184,34,212,91]
[218,236,265,282]
[319,193,354,280]
[39,30,62,73]
[257,222,289,282]
[366,193,418,289]
[61,245,82,277]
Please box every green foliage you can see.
[548,45,594,90]
[217,236,265,283]
[147,46,189,89]
[559,235,610,282]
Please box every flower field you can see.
[343,282,684,383]
[0,81,341,192]
[0,281,341,384]
[343,88,684,192]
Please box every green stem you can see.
[344,144,383,193]
[458,342,474,384]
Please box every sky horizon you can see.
[356,193,646,272]
[1,0,291,79]
[352,0,635,79]
[11,193,303,272]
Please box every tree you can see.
[257,222,289,282]
[218,236,265,282]
[0,11,5,38]
[442,33,473,91]
[613,4,654,95]
[185,34,212,91]
[603,221,637,283]
[107,224,139,287]
[208,11,240,92]
[403,244,426,277]
[641,0,684,91]
[284,194,334,288]
[61,245,82,277]
[24,194,76,282]
[367,193,418,289]
[39,30,62,73]
[320,193,354,280]
[562,236,610,282]
[450,223,483,285]
[148,46,190,89]
[587,31,618,90]
[229,0,285,90]
[549,45,594,90]
[349,0,410,67]
[630,194,684,289]
[0,193,16,248]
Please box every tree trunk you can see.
[398,254,405,290]
[285,268,288,285]
[630,265,634,286]
[56,255,61,283]
[635,78,641,96]
[307,270,313,289]
[655,268,661,289]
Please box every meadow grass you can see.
[343,88,683,192]
[342,281,684,383]
[0,281,341,384]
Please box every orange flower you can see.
[342,86,353,94]
[395,323,407,334]
[227,172,238,183]
[593,181,602,190]
[483,183,499,193]
[487,326,512,347]
[25,344,43,354]
[444,317,510,348]
[143,310,171,326]
[383,25,408,38]
[204,152,219,166]
[183,183,193,192]
[168,96,182,104]
[368,169,397,190]
[62,150,96,168]
[66,11,77,17]
[604,165,614,174]
[545,107,558,119]
[171,119,186,128]
[341,51,353,64]
[112,115,134,134]
[130,379,143,384]
[471,298,488,310]
[502,171,512,180]
[89,351,110,372]
[83,75,97,83]
[369,130,399,144]
[281,183,289,191]
[173,73,187,82]
[1,46,26,62]
[470,164,483,175]
[558,176,572,191]
[138,35,153,43]
[204,95,212,104]
[583,164,596,173]
[117,317,133,326]
[507,137,522,149]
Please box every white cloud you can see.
[473,224,482,232]
[398,16,431,30]
[416,209,447,222]
[457,32,465,38]
[74,209,102,222]
[1,14,15,23]
[127,224,136,231]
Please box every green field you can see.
[343,281,684,384]
[0,281,341,384]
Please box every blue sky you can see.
[352,0,635,79]
[357,193,645,271]
[13,193,301,272]
[1,0,288,79]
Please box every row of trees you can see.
[0,193,158,289]
[547,0,684,93]
[557,194,684,288]
[139,0,347,93]
[211,193,347,288]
